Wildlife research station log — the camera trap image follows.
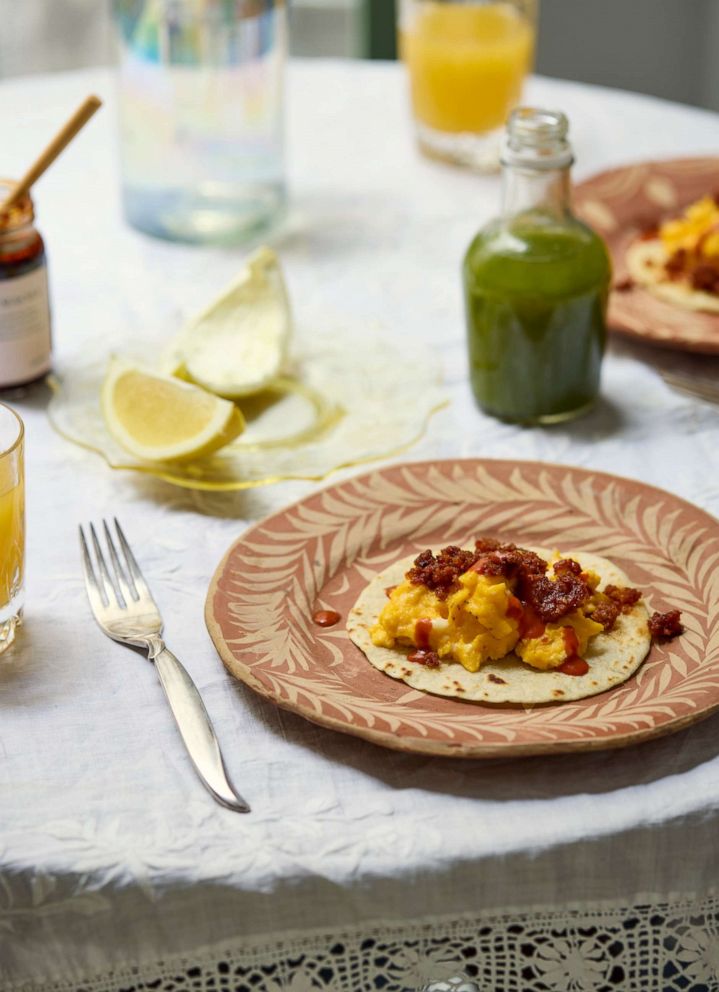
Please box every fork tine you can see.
[113,518,149,601]
[103,519,136,605]
[89,522,120,607]
[79,525,109,610]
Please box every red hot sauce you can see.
[414,617,433,649]
[518,605,545,640]
[558,626,589,676]
[312,609,341,628]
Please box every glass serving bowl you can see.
[48,332,447,492]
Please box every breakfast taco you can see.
[347,540,680,705]
[625,194,719,313]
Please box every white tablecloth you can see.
[3,61,719,992]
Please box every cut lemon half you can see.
[101,358,245,463]
[171,246,291,398]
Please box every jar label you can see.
[0,267,52,387]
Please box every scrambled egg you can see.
[370,558,604,673]
[371,571,518,672]
[515,613,603,670]
[660,195,719,259]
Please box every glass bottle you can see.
[463,108,611,423]
[0,183,52,390]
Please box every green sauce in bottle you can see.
[463,109,611,424]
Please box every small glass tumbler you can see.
[398,0,537,170]
[114,0,287,244]
[0,404,24,654]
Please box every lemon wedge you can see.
[101,358,245,462]
[172,246,291,398]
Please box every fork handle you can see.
[152,645,250,813]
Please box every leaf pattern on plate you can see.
[206,459,719,757]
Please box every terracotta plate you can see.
[206,459,719,758]
[574,157,719,354]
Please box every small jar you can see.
[0,181,52,389]
[463,109,611,424]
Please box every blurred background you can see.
[0,0,717,113]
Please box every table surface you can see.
[3,60,719,992]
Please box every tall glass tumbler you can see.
[0,404,24,654]
[114,0,287,244]
[399,0,537,170]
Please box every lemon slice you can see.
[101,358,245,463]
[172,246,291,398]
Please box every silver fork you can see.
[79,518,250,813]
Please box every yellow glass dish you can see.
[48,336,447,492]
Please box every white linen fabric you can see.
[2,63,719,991]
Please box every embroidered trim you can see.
[6,894,719,992]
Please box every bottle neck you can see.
[501,164,571,221]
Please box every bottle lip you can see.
[0,180,35,235]
[501,107,574,170]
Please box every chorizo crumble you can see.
[407,649,441,668]
[588,597,621,631]
[521,572,591,623]
[407,546,480,599]
[408,539,683,643]
[648,610,684,641]
[605,584,642,609]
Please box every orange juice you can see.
[0,404,23,653]
[401,2,534,135]
[0,476,23,609]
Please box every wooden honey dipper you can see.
[0,94,102,214]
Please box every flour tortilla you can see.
[626,238,719,314]
[347,549,650,705]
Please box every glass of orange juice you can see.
[0,404,24,654]
[399,0,537,169]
